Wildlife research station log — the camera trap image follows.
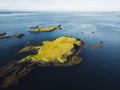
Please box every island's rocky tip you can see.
[29,25,62,33]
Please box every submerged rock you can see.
[91,41,103,49]
[0,36,85,88]
[25,40,37,46]
[0,36,13,41]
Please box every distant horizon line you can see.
[0,9,120,12]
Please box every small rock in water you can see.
[91,32,95,33]
[25,40,37,46]
[15,33,25,38]
[30,26,39,29]
[0,32,7,36]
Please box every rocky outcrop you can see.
[30,26,39,29]
[15,33,25,38]
[0,33,7,36]
[0,33,25,41]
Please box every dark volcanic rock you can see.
[30,26,39,29]
[0,33,7,36]
[0,36,13,41]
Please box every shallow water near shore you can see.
[0,11,120,90]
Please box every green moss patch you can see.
[20,36,82,63]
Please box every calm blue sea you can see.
[0,11,120,90]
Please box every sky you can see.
[0,0,120,11]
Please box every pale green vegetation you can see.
[20,36,81,63]
[29,25,62,32]
[19,46,37,53]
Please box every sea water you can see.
[0,11,120,90]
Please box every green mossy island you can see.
[20,36,83,64]
[0,36,85,88]
[29,25,62,33]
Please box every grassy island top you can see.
[20,36,81,63]
[29,25,62,32]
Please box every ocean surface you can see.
[0,11,120,90]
